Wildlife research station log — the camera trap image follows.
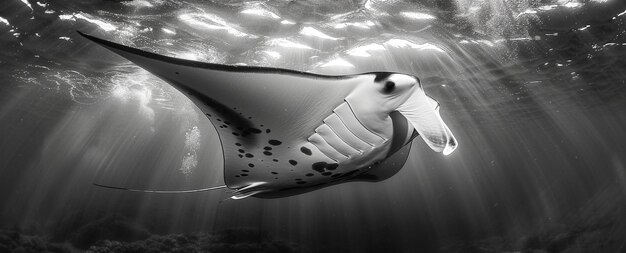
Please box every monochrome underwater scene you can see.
[0,0,625,252]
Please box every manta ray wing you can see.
[79,32,381,194]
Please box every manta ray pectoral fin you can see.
[397,88,458,155]
[93,183,227,193]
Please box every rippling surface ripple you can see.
[1,0,625,252]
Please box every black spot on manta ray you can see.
[241,174,248,177]
[263,151,272,156]
[232,132,240,136]
[248,163,254,168]
[271,171,278,174]
[235,143,242,146]
[289,160,297,166]
[272,159,279,162]
[175,71,179,74]
[238,154,243,158]
[305,173,314,177]
[312,162,327,173]
[326,163,338,171]
[300,147,312,156]
[242,170,249,172]
[268,140,282,146]
[238,149,245,153]
[266,129,271,133]
[245,153,254,158]
[264,146,272,150]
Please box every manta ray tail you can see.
[94,182,263,200]
[93,183,227,193]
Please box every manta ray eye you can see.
[383,81,395,92]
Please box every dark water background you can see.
[1,0,626,252]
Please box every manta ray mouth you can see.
[397,88,458,155]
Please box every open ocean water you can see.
[1,0,625,252]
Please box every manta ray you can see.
[79,32,457,199]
